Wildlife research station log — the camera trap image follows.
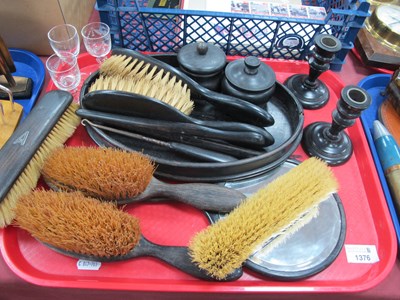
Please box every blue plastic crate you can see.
[95,0,370,71]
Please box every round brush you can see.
[41,146,246,213]
[14,190,242,281]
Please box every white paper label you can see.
[344,245,380,264]
[77,259,102,270]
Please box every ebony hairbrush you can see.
[80,48,275,127]
[41,146,246,212]
[15,190,243,281]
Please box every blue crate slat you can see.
[95,0,370,71]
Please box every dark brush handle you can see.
[84,119,261,160]
[82,119,235,163]
[80,89,274,143]
[0,34,16,86]
[44,237,243,281]
[157,134,264,159]
[122,177,246,213]
[112,48,275,127]
[76,108,270,147]
[0,35,16,72]
[84,120,237,168]
[131,236,243,281]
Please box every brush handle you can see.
[44,237,243,281]
[76,108,271,147]
[0,35,16,86]
[80,89,274,142]
[147,133,264,159]
[84,118,260,160]
[111,48,275,127]
[0,35,16,73]
[82,119,236,163]
[130,236,243,281]
[123,177,246,213]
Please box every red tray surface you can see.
[0,53,396,294]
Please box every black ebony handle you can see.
[112,47,275,127]
[44,236,243,281]
[76,108,272,147]
[130,237,243,281]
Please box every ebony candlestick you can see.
[301,85,371,166]
[284,34,342,109]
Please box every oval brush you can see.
[93,48,275,127]
[41,146,246,213]
[188,157,339,280]
[14,190,243,281]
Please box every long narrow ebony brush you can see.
[0,91,80,227]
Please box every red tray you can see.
[0,53,396,294]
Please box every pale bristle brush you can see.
[0,91,80,228]
[84,47,274,127]
[91,55,194,115]
[188,157,339,280]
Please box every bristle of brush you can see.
[0,103,81,228]
[41,146,155,201]
[92,54,194,115]
[188,157,339,280]
[100,55,136,77]
[14,190,141,257]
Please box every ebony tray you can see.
[82,54,304,182]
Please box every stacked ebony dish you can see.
[78,46,304,182]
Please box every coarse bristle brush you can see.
[41,146,246,213]
[84,48,274,127]
[0,91,80,228]
[14,190,243,281]
[188,157,339,280]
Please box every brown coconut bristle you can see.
[14,190,141,257]
[188,157,339,280]
[41,146,155,201]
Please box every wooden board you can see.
[355,28,400,71]
[0,100,23,148]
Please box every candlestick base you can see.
[302,122,353,166]
[284,74,329,109]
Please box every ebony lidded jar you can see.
[221,56,276,106]
[177,42,226,91]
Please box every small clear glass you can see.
[46,53,81,101]
[81,22,112,64]
[48,24,80,58]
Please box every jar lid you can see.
[224,56,276,92]
[177,42,226,75]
